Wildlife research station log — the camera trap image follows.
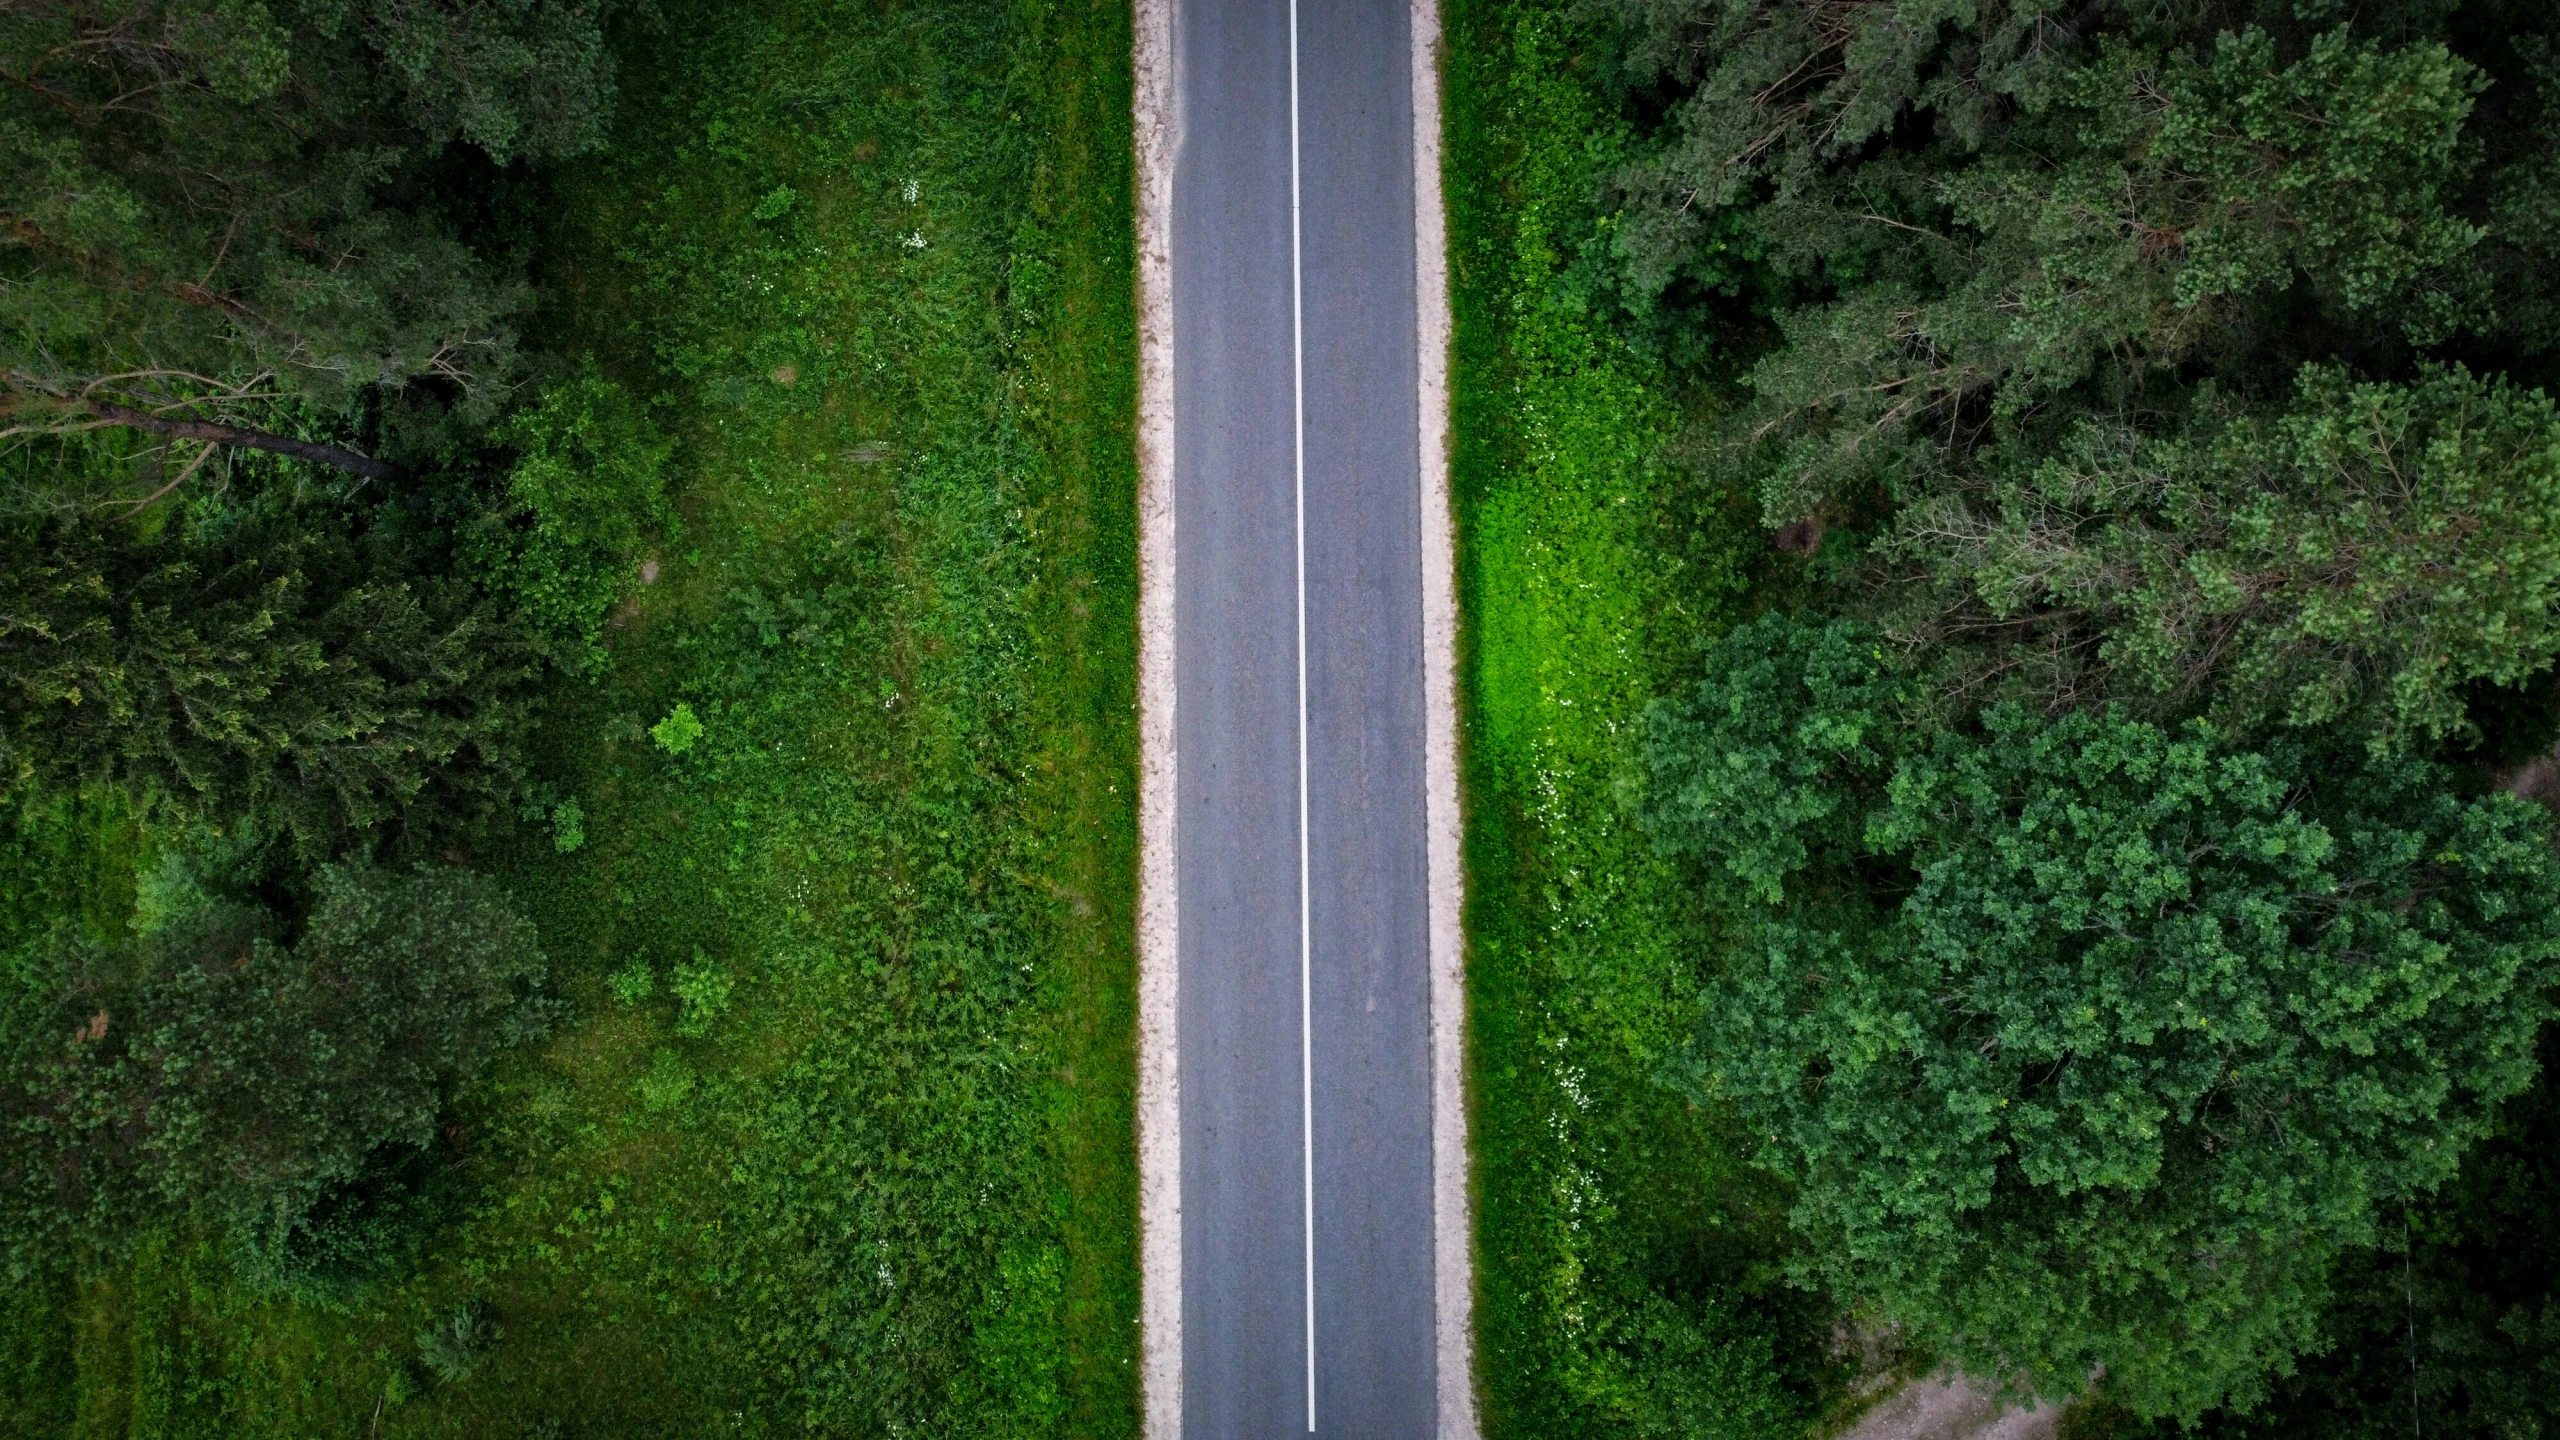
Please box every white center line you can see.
[1288,0,1314,1430]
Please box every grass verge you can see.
[1442,1,1842,1434]
[0,0,1139,1431]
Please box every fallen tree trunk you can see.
[88,403,398,481]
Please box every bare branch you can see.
[85,402,395,480]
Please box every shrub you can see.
[550,797,586,853]
[650,702,704,756]
[234,1143,456,1307]
[671,954,734,1037]
[417,1299,500,1383]
[490,365,675,671]
[607,959,656,1004]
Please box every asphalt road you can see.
[1169,0,1438,1433]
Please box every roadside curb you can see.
[1410,0,1479,1434]
[1133,0,1181,1429]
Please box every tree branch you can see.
[87,403,395,480]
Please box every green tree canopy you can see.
[1603,0,2560,1421]
[0,862,550,1270]
[1604,0,2560,750]
[1646,615,2560,1418]
[1606,0,2536,391]
[1879,363,2560,748]
[0,495,530,855]
[0,0,616,476]
[2169,1034,2560,1440]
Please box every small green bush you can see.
[606,960,655,1004]
[650,702,703,757]
[637,1049,695,1113]
[550,797,585,853]
[417,1299,499,1383]
[671,954,733,1037]
[491,365,675,671]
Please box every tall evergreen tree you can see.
[0,0,617,480]
[0,496,530,853]
[1603,0,2560,749]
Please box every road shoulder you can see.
[1410,0,1478,1434]
[1134,0,1182,1430]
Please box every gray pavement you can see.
[1170,0,1437,1433]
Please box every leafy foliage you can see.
[233,1140,458,1305]
[1628,10,2470,321]
[1882,363,2560,748]
[667,953,731,1037]
[0,863,550,1269]
[1604,0,2560,747]
[0,0,1151,1427]
[415,1299,499,1383]
[2172,1039,2560,1440]
[1610,0,2508,392]
[1602,3,2560,1418]
[1642,615,1895,903]
[647,700,701,756]
[483,365,673,670]
[1647,615,2560,1417]
[2067,1046,2560,1438]
[548,796,583,852]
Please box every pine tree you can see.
[0,0,618,481]
[0,501,530,854]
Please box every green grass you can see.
[1442,2,1843,1434]
[0,0,1140,1431]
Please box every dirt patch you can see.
[1837,1372,2061,1440]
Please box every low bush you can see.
[484,365,676,671]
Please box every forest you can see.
[5,0,2558,1433]
[1449,0,2560,1431]
[1454,0,2560,1424]
[2,0,1139,1431]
